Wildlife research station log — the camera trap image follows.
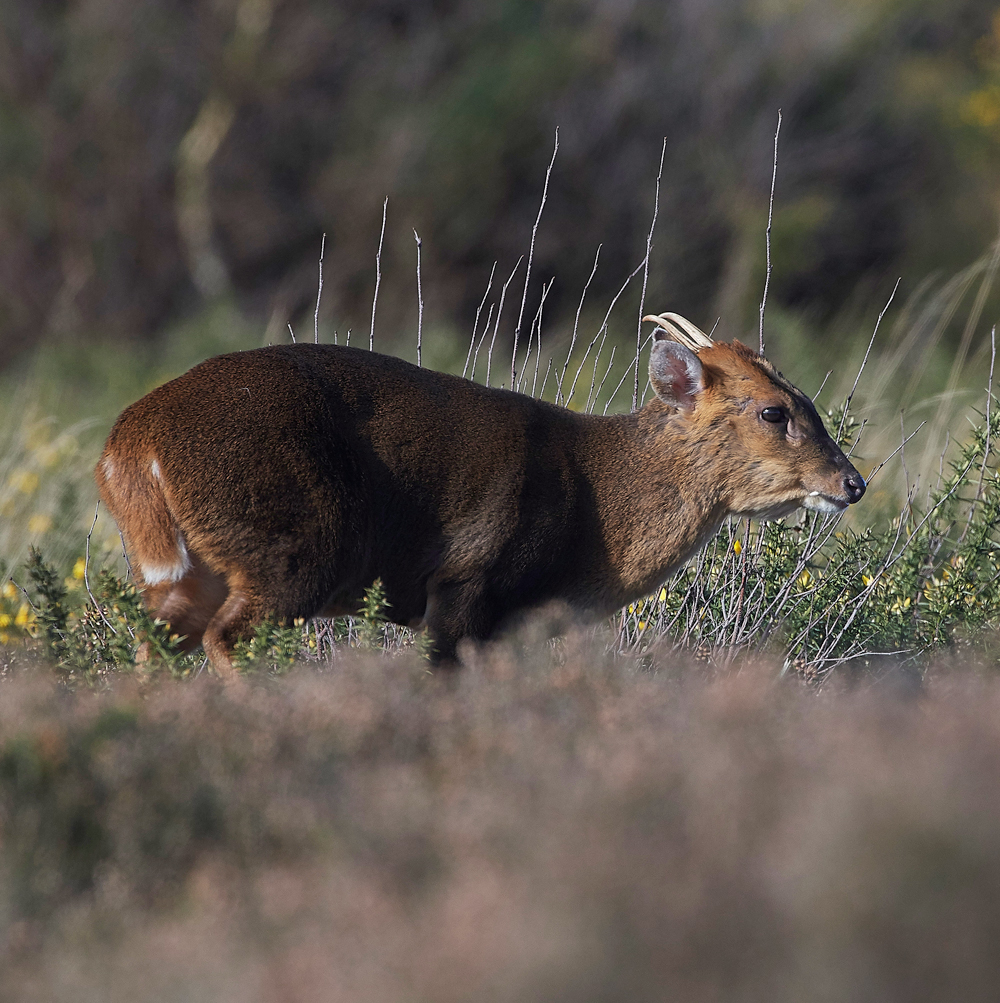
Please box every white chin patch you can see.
[802,492,848,514]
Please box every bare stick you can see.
[464,262,497,378]
[605,333,655,414]
[590,345,617,414]
[759,109,781,356]
[517,277,554,394]
[866,421,927,483]
[538,357,554,401]
[585,332,609,413]
[812,370,833,402]
[370,197,388,352]
[314,232,326,344]
[557,244,601,405]
[512,128,559,389]
[846,418,867,459]
[532,278,555,397]
[978,324,997,503]
[470,303,495,383]
[959,324,997,543]
[413,229,424,366]
[567,261,645,408]
[838,277,900,442]
[633,138,667,412]
[84,500,119,636]
[487,257,523,387]
[287,322,296,344]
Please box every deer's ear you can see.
[649,338,704,412]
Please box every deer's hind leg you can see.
[138,552,229,653]
[200,575,309,679]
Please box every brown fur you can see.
[95,336,864,675]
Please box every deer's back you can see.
[104,344,602,619]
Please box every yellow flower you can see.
[36,446,59,468]
[0,632,8,645]
[9,469,39,495]
[798,569,813,588]
[2,582,16,600]
[862,574,874,587]
[14,604,31,627]
[733,539,742,555]
[0,614,10,628]
[637,621,647,631]
[658,587,667,602]
[27,513,53,535]
[24,424,49,450]
[72,558,86,580]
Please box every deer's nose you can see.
[844,471,866,504]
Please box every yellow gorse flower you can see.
[733,539,742,555]
[27,514,53,535]
[9,469,39,495]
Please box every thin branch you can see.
[370,197,388,352]
[865,421,926,483]
[464,262,497,379]
[557,244,601,405]
[470,303,495,383]
[487,257,523,387]
[565,261,644,409]
[812,370,833,403]
[759,109,781,356]
[838,277,900,442]
[413,229,424,366]
[605,333,654,414]
[585,332,609,413]
[960,324,997,543]
[512,128,559,389]
[590,345,617,414]
[633,138,667,412]
[314,232,326,344]
[84,500,119,636]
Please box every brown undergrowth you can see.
[2,625,1000,1001]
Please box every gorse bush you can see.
[619,402,1000,673]
[12,556,411,681]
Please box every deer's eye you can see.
[761,407,786,423]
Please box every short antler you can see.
[642,312,714,351]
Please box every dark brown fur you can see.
[96,337,864,674]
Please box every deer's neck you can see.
[581,405,731,608]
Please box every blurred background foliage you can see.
[4,0,1000,573]
[2,0,1000,361]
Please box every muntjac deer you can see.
[96,314,864,674]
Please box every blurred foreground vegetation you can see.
[3,635,1000,1000]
